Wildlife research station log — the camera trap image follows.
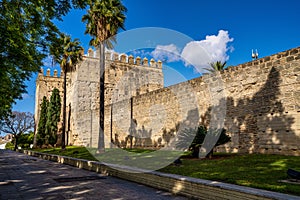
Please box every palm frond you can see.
[205,61,227,73]
[82,0,127,49]
[50,33,83,72]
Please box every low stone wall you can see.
[22,150,299,200]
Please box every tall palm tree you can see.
[82,0,127,152]
[50,34,83,150]
[205,61,227,73]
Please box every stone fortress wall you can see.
[35,49,164,147]
[35,47,300,155]
[104,47,300,155]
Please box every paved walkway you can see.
[0,150,187,200]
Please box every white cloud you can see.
[130,49,152,58]
[151,44,181,62]
[181,30,234,73]
[43,55,55,68]
[103,30,233,74]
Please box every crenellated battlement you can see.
[224,46,300,74]
[85,48,163,69]
[38,68,63,78]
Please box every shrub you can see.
[18,132,34,148]
[5,142,14,150]
[176,125,231,158]
[8,132,34,149]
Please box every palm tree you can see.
[50,34,83,150]
[82,0,127,152]
[205,61,227,73]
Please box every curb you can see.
[21,150,300,200]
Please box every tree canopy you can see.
[50,33,83,73]
[45,88,61,145]
[0,111,34,150]
[36,96,49,146]
[82,0,127,48]
[0,0,89,120]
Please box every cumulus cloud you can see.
[181,30,234,73]
[151,44,181,62]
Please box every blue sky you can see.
[13,0,300,113]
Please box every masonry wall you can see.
[66,49,164,147]
[218,50,300,155]
[105,47,300,155]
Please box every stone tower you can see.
[34,68,64,142]
[34,49,164,147]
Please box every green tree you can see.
[50,34,83,149]
[16,132,34,149]
[205,61,227,73]
[35,96,49,146]
[45,88,61,146]
[82,0,127,152]
[0,112,34,151]
[0,0,89,120]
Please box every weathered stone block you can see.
[287,56,295,62]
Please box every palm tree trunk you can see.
[62,69,67,150]
[67,104,71,145]
[97,42,105,152]
[110,105,113,148]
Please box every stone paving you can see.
[0,150,187,200]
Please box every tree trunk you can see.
[129,97,133,149]
[97,43,105,153]
[33,121,37,148]
[14,135,18,151]
[62,68,67,150]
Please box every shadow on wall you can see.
[113,120,153,149]
[202,67,297,154]
[109,66,298,155]
[112,109,200,150]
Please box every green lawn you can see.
[34,146,98,161]
[159,153,300,196]
[35,146,300,196]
